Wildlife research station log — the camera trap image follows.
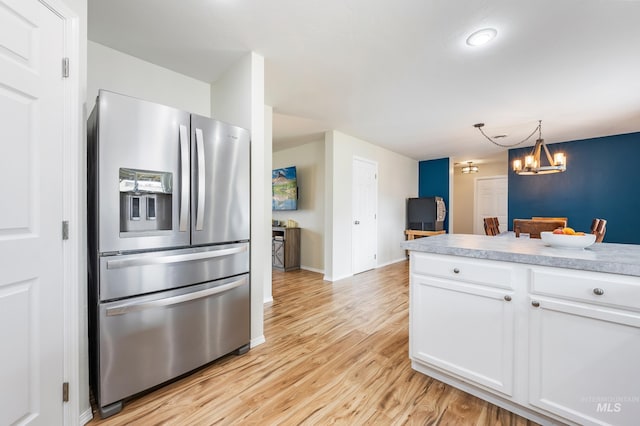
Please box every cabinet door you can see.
[272,240,284,268]
[529,297,640,425]
[411,274,515,396]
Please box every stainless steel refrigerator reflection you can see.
[87,90,251,418]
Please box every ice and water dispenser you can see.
[119,168,173,232]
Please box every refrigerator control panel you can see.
[119,168,172,232]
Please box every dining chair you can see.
[531,217,568,225]
[513,219,566,239]
[483,217,500,236]
[591,218,607,243]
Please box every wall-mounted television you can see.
[272,166,298,211]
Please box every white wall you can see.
[324,131,417,281]
[210,55,251,129]
[211,53,267,347]
[377,147,419,266]
[273,140,325,273]
[88,41,211,116]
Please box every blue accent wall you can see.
[508,132,640,244]
[418,158,450,231]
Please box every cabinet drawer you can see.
[411,252,513,289]
[531,267,640,311]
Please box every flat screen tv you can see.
[272,166,298,211]
[407,196,446,231]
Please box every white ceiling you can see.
[88,0,640,162]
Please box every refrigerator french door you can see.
[191,114,250,245]
[87,90,251,418]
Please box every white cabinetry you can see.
[410,253,516,396]
[528,267,640,426]
[410,252,640,426]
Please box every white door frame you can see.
[42,0,83,423]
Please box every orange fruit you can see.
[562,227,576,235]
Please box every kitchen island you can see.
[401,234,640,426]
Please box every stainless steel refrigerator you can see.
[87,90,251,418]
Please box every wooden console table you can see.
[404,230,446,257]
[405,229,446,240]
[272,227,301,271]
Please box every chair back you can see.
[591,218,607,243]
[483,217,500,236]
[513,219,566,239]
[531,217,568,224]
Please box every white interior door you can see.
[352,157,377,274]
[0,0,65,424]
[474,176,508,234]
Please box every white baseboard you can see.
[301,265,324,274]
[250,335,266,348]
[263,296,273,305]
[324,273,353,282]
[79,408,93,425]
[376,257,408,268]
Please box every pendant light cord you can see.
[475,120,542,148]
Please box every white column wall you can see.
[211,53,267,346]
[263,105,273,303]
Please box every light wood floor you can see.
[87,261,537,425]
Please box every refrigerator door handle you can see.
[195,127,205,231]
[179,124,190,232]
[106,245,248,269]
[105,276,247,316]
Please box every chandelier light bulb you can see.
[553,152,566,166]
[513,159,522,172]
[525,155,535,167]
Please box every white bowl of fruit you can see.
[540,227,596,249]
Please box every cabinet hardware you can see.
[593,288,605,296]
[531,300,540,307]
[453,268,460,274]
[504,295,512,302]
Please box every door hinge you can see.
[62,57,69,78]
[374,254,377,260]
[62,382,69,402]
[62,221,69,240]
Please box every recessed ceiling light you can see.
[466,28,497,46]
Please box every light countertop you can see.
[401,233,640,277]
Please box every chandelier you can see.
[461,161,478,174]
[473,120,566,175]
